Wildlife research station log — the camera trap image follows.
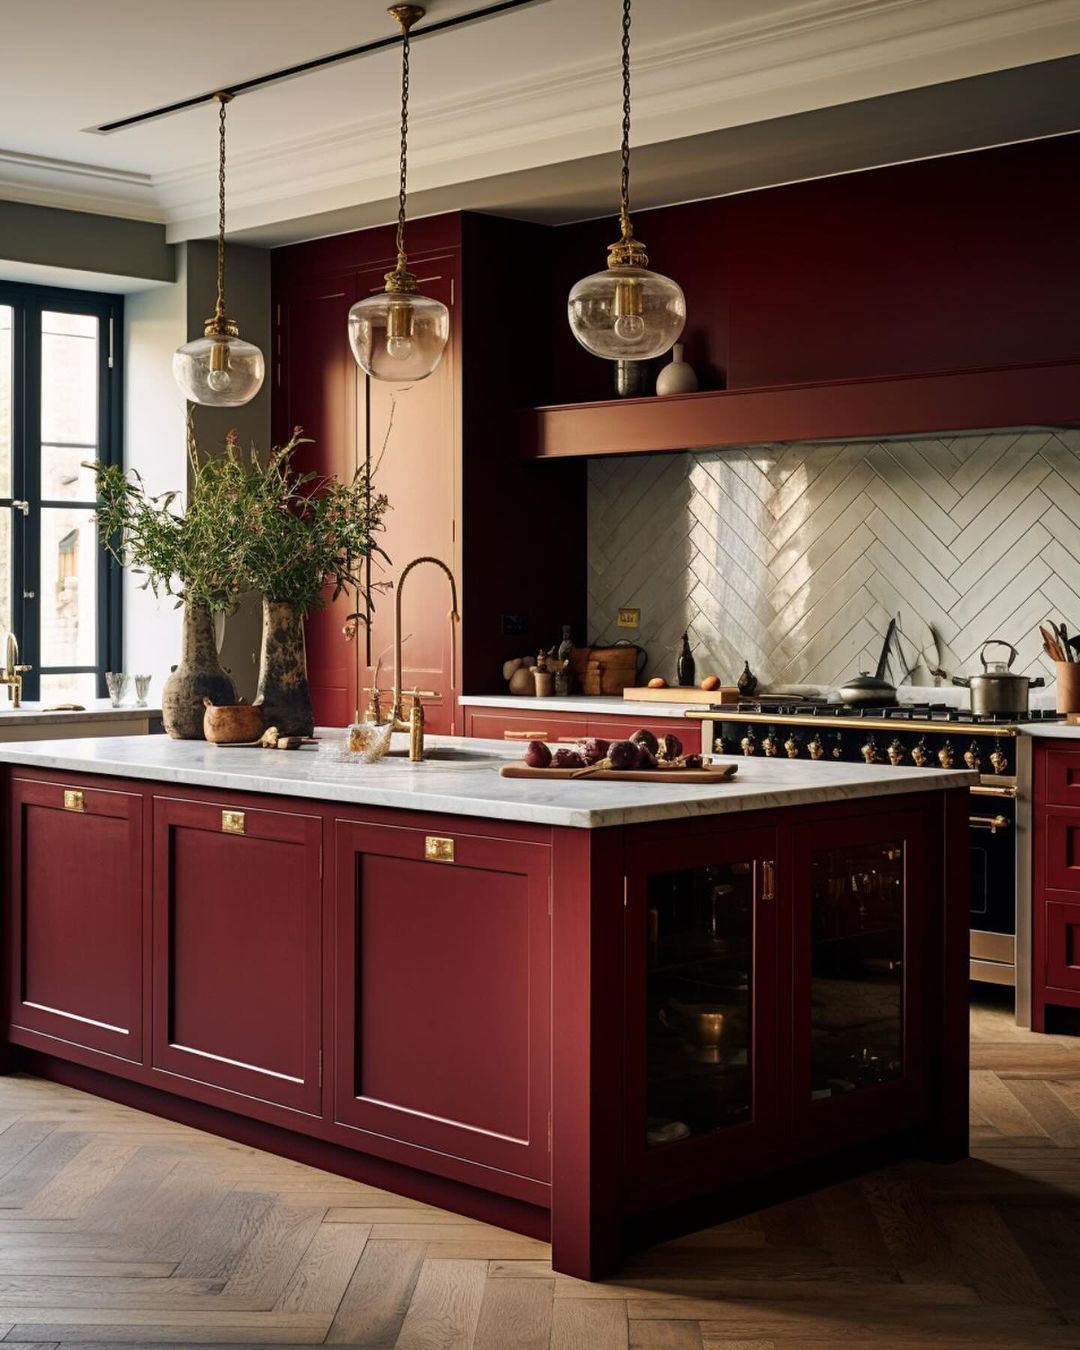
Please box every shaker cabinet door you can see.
[8,777,144,1062]
[152,796,323,1115]
[334,819,551,1181]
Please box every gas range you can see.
[695,702,1066,778]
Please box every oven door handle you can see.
[970,813,1011,833]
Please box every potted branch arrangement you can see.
[90,426,388,740]
[92,450,248,738]
[240,428,389,736]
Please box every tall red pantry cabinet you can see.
[271,212,586,729]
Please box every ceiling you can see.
[2,0,1079,248]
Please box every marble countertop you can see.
[0,730,977,829]
[458,694,699,720]
[0,699,160,728]
[1018,723,1080,739]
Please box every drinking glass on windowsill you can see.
[105,672,129,708]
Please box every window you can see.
[0,283,122,703]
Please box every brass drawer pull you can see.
[63,790,85,812]
[425,836,454,863]
[222,810,245,835]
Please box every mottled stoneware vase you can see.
[255,600,315,737]
[162,601,237,740]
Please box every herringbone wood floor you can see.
[0,998,1078,1348]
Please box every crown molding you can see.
[1,0,1076,241]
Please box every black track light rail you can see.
[92,0,547,134]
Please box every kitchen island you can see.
[0,732,972,1278]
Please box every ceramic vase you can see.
[161,601,237,740]
[656,342,698,396]
[255,599,315,737]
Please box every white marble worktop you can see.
[459,694,698,720]
[0,730,977,829]
[1018,723,1080,740]
[0,699,160,728]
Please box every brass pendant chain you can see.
[619,0,632,236]
[396,19,411,272]
[213,92,233,324]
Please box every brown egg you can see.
[701,675,720,691]
[647,676,667,689]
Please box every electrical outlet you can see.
[500,613,528,636]
[617,607,641,630]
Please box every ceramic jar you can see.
[656,343,698,396]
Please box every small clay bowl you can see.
[202,698,265,745]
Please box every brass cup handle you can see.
[970,813,1011,833]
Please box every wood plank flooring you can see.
[0,996,1078,1347]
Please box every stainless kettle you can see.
[952,639,1045,715]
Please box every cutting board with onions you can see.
[500,763,739,784]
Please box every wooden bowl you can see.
[202,699,264,745]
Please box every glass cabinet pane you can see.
[810,841,904,1098]
[645,861,754,1146]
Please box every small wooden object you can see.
[1057,662,1080,714]
[202,699,264,745]
[569,646,642,696]
[622,685,737,705]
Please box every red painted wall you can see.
[551,133,1080,404]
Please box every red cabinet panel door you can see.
[1045,810,1080,894]
[1045,896,1080,993]
[152,797,322,1114]
[334,820,551,1180]
[8,777,143,1061]
[1044,749,1080,809]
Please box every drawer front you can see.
[1045,810,1080,893]
[1046,896,1080,992]
[152,796,323,1114]
[8,777,144,1061]
[465,709,588,742]
[1044,748,1080,808]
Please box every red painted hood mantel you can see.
[524,359,1080,460]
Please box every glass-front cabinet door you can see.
[624,827,780,1194]
[791,809,928,1153]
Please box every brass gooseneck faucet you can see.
[387,556,459,761]
[0,633,31,708]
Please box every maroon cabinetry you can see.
[1,766,968,1279]
[1032,741,1080,1027]
[333,818,551,1181]
[7,776,143,1063]
[152,796,323,1115]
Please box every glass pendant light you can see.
[173,93,265,407]
[348,5,449,382]
[568,0,685,361]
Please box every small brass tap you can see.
[389,556,460,761]
[0,633,31,708]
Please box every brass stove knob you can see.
[886,738,905,765]
[938,739,955,769]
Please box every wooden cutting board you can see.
[500,763,739,784]
[621,686,737,705]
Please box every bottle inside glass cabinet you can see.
[809,841,905,1098]
[645,862,754,1146]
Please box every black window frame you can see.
[0,279,123,702]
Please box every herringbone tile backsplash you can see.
[587,429,1080,689]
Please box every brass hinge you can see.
[623,876,629,907]
[761,859,776,903]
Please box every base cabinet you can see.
[151,796,323,1114]
[7,777,143,1062]
[333,819,552,1181]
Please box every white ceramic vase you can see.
[655,342,698,396]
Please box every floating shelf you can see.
[525,359,1080,459]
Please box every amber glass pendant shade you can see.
[349,6,448,383]
[567,0,686,363]
[174,93,265,408]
